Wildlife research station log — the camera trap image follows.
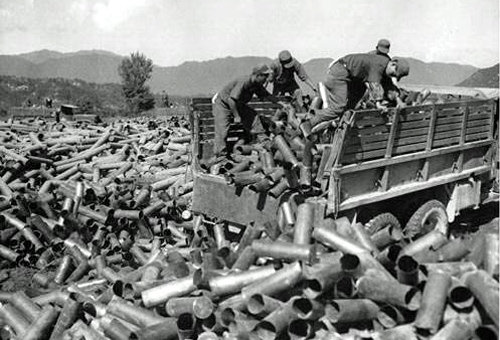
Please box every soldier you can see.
[269,50,317,111]
[369,39,391,59]
[310,53,410,128]
[212,64,287,159]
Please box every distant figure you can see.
[45,97,53,108]
[162,91,169,107]
[269,50,317,111]
[369,39,391,59]
[212,63,287,159]
[310,53,410,127]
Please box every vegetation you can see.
[118,52,155,114]
[0,75,125,115]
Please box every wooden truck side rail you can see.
[321,99,497,216]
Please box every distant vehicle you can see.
[8,103,98,123]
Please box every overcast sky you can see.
[0,0,498,68]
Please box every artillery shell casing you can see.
[165,296,214,319]
[236,222,264,255]
[448,285,474,311]
[113,209,144,220]
[241,262,302,300]
[251,239,315,263]
[107,297,166,328]
[141,275,196,307]
[209,264,277,296]
[357,273,421,311]
[10,291,41,322]
[414,270,451,334]
[49,298,80,340]
[254,298,299,340]
[268,178,289,197]
[376,304,405,329]
[371,225,403,249]
[101,316,134,340]
[396,255,420,286]
[273,135,300,169]
[293,202,314,245]
[462,269,499,329]
[400,230,448,259]
[325,298,379,324]
[129,317,178,340]
[53,255,73,284]
[143,201,165,217]
[0,303,30,336]
[313,226,369,255]
[176,313,195,340]
[247,293,284,317]
[0,244,21,262]
[231,247,257,271]
[22,305,58,340]
[351,222,379,255]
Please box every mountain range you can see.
[0,49,495,96]
[457,64,499,88]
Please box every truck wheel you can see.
[404,200,448,239]
[365,213,401,235]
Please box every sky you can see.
[0,0,498,68]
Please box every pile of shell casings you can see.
[0,113,498,339]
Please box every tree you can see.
[118,52,155,114]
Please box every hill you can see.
[457,64,499,88]
[0,50,480,96]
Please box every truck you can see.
[189,86,498,237]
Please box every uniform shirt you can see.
[368,49,391,60]
[269,58,308,85]
[336,53,391,101]
[218,75,271,105]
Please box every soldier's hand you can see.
[376,102,388,113]
[233,115,242,124]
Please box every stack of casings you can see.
[0,115,498,339]
[204,116,321,199]
[0,115,201,338]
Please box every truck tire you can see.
[365,213,401,235]
[404,199,448,239]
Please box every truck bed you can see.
[190,96,497,225]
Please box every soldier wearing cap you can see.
[212,63,285,158]
[269,50,317,110]
[369,39,391,59]
[310,53,410,128]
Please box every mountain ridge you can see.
[0,49,487,96]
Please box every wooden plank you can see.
[467,112,493,121]
[399,119,430,130]
[397,122,472,139]
[426,106,438,151]
[337,166,491,211]
[343,131,477,162]
[194,102,282,110]
[354,116,387,128]
[399,110,432,122]
[466,132,489,142]
[345,132,390,146]
[385,109,401,158]
[435,115,463,126]
[345,126,466,155]
[357,125,390,136]
[192,98,212,104]
[338,140,492,174]
[466,125,492,135]
[466,118,492,128]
